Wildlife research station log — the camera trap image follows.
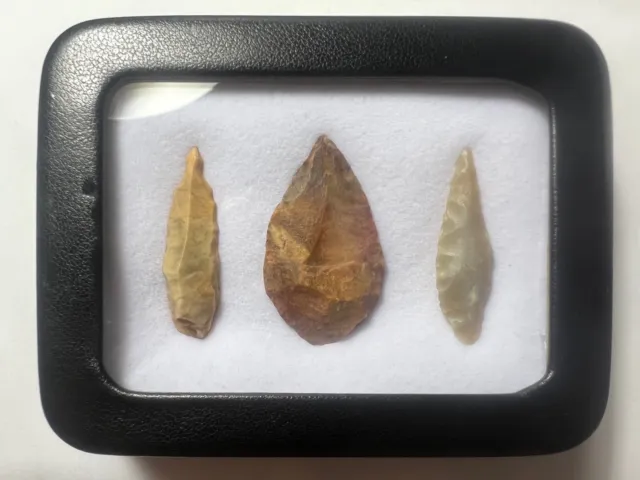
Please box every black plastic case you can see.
[37,16,612,457]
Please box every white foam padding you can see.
[103,80,550,394]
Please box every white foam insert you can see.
[103,80,550,394]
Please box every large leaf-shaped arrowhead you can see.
[264,135,386,345]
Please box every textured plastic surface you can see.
[37,16,612,457]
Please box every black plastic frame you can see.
[37,16,612,457]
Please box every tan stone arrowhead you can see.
[263,135,385,345]
[436,147,493,344]
[162,147,220,339]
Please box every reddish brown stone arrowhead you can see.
[263,135,385,345]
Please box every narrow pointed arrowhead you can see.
[436,148,493,344]
[162,147,220,339]
[264,135,386,345]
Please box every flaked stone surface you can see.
[264,135,385,345]
[162,147,220,339]
[436,147,493,344]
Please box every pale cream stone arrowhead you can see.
[162,147,220,339]
[436,148,493,344]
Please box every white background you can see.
[103,81,549,395]
[1,0,637,479]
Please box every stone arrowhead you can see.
[436,148,493,344]
[162,147,220,339]
[264,135,385,345]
